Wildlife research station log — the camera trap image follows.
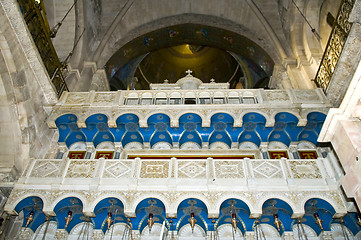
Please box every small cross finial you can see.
[186,69,193,75]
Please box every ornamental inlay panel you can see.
[177,160,207,178]
[65,160,97,178]
[250,160,283,178]
[103,160,132,178]
[214,160,245,178]
[288,160,322,179]
[30,160,62,178]
[139,160,169,178]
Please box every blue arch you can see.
[261,198,294,233]
[150,131,173,148]
[54,197,84,232]
[209,131,232,148]
[238,131,261,147]
[15,196,45,233]
[122,131,143,146]
[176,198,209,233]
[297,112,327,144]
[268,131,291,146]
[179,113,202,125]
[303,198,336,235]
[93,197,125,232]
[217,198,251,233]
[55,114,78,142]
[134,198,167,232]
[93,132,115,147]
[179,131,202,148]
[210,113,234,124]
[147,113,171,125]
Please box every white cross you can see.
[185,69,193,75]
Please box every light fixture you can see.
[313,212,323,230]
[273,214,282,232]
[64,211,72,228]
[189,212,197,233]
[211,219,216,240]
[357,213,361,227]
[25,211,34,228]
[147,213,154,232]
[231,213,238,231]
[49,0,78,38]
[170,219,174,240]
[127,218,133,239]
[106,212,113,230]
[296,218,308,240]
[339,218,352,240]
[254,219,266,240]
[291,0,320,40]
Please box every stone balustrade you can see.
[7,155,346,218]
[48,88,331,128]
[19,157,330,189]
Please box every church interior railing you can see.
[21,157,330,187]
[55,88,329,108]
[314,0,355,91]
[17,0,68,97]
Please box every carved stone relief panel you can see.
[102,160,132,178]
[250,160,284,178]
[64,93,88,105]
[214,160,245,178]
[93,92,116,105]
[264,90,290,102]
[292,90,321,102]
[65,160,97,178]
[139,160,170,178]
[177,160,207,178]
[29,160,62,178]
[288,160,322,179]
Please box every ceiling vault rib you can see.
[245,0,288,62]
[93,0,135,63]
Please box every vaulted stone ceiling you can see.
[44,0,341,91]
[105,24,274,90]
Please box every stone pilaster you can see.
[90,69,109,91]
[245,231,256,240]
[321,231,334,240]
[54,229,68,240]
[131,230,140,239]
[91,229,104,240]
[17,227,33,240]
[282,231,294,240]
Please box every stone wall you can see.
[44,0,76,61]
[0,0,58,182]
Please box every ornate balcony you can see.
[48,88,331,129]
[8,152,345,218]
